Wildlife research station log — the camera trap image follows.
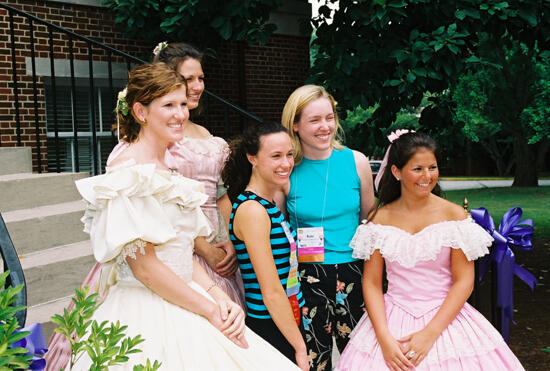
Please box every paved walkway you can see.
[440,179,550,191]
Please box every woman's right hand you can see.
[295,348,309,371]
[207,300,249,348]
[203,243,228,271]
[379,333,414,371]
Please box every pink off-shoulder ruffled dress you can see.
[336,219,525,371]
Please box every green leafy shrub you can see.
[51,286,160,370]
[0,271,31,370]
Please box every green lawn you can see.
[440,176,550,181]
[444,186,550,239]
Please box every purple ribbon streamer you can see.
[12,323,47,370]
[470,207,537,342]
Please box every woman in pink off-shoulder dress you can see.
[336,131,524,371]
[44,43,245,371]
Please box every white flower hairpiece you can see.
[387,129,415,143]
[153,41,168,56]
[116,87,128,116]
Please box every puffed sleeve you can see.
[75,162,210,264]
[350,222,381,260]
[450,218,493,261]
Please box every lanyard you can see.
[280,220,299,297]
[281,220,301,325]
[292,152,331,229]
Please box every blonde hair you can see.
[281,84,345,164]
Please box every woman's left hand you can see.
[218,299,249,348]
[398,328,438,367]
[215,240,239,277]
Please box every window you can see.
[45,77,126,174]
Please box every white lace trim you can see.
[116,239,147,264]
[179,136,229,157]
[350,218,493,268]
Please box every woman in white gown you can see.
[71,62,299,370]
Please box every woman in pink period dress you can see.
[44,43,244,371]
[336,131,524,371]
[110,43,245,305]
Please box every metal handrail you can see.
[0,212,27,327]
[0,3,263,175]
[0,1,263,130]
[0,3,144,64]
[204,90,263,124]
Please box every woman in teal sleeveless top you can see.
[279,85,375,370]
[222,122,308,370]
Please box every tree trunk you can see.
[512,136,538,187]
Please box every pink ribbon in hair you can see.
[374,129,416,191]
[387,129,415,143]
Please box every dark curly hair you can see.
[153,42,203,118]
[373,132,441,215]
[153,42,203,69]
[118,63,186,143]
[222,122,288,203]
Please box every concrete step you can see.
[22,240,95,323]
[0,172,88,212]
[3,200,88,255]
[0,147,32,175]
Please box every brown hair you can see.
[222,122,289,203]
[153,42,203,69]
[118,63,186,143]
[369,132,441,221]
[153,42,203,118]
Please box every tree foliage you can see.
[102,0,283,48]
[452,38,550,183]
[311,0,550,121]
[312,0,550,184]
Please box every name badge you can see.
[297,226,325,263]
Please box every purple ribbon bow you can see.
[12,323,48,370]
[471,207,537,342]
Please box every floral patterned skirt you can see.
[299,261,364,371]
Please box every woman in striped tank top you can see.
[222,122,308,371]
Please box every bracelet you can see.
[206,283,217,292]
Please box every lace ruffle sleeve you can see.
[449,219,493,261]
[350,222,380,260]
[75,161,210,264]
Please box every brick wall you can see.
[0,0,310,172]
[204,35,310,135]
[0,0,154,172]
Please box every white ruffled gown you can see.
[336,219,524,371]
[71,161,299,370]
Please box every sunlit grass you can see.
[444,186,550,239]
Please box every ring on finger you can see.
[407,350,416,358]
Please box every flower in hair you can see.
[116,87,129,116]
[153,41,168,56]
[387,129,415,143]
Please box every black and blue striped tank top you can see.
[229,190,304,319]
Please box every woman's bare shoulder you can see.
[437,196,468,221]
[187,121,211,138]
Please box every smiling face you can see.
[137,85,189,145]
[177,58,204,110]
[247,132,294,188]
[392,147,439,197]
[292,97,335,159]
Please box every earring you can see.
[396,177,400,181]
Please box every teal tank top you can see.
[287,147,361,264]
